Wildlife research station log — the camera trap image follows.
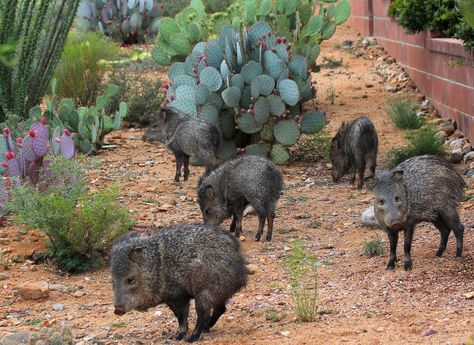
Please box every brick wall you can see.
[348,0,474,142]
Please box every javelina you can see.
[366,155,466,271]
[111,223,248,342]
[197,155,283,242]
[143,107,220,181]
[331,116,378,189]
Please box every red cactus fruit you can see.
[63,129,71,136]
[1,162,7,168]
[171,156,176,163]
[3,128,10,135]
[54,137,61,143]
[5,151,14,160]
[163,83,169,90]
[16,137,22,145]
[276,38,282,44]
[29,130,36,137]
[193,67,198,73]
[41,117,47,124]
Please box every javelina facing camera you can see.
[366,155,466,271]
[111,223,248,342]
[143,107,220,181]
[331,116,378,189]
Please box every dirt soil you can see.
[1,24,473,345]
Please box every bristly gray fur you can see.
[331,116,378,189]
[111,223,248,342]
[197,155,283,242]
[367,155,466,271]
[142,107,220,182]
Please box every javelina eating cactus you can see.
[197,155,283,241]
[366,155,466,271]
[143,107,220,181]
[111,223,248,343]
[330,116,378,189]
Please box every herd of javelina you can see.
[111,106,467,342]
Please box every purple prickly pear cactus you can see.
[30,118,49,157]
[50,127,62,156]
[5,151,20,178]
[3,128,14,152]
[21,135,39,162]
[0,179,8,214]
[60,129,75,159]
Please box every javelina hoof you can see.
[404,260,412,271]
[174,176,180,182]
[386,260,396,270]
[186,334,200,342]
[176,332,186,341]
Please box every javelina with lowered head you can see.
[366,155,466,271]
[331,116,378,189]
[143,107,220,181]
[111,223,248,343]
[197,155,283,242]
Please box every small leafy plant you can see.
[388,125,445,167]
[387,97,424,130]
[53,32,120,107]
[363,237,384,258]
[7,155,133,273]
[284,241,318,322]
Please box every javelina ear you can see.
[365,176,377,191]
[391,170,404,183]
[205,185,214,198]
[129,247,143,263]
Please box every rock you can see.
[462,143,472,154]
[450,149,464,164]
[19,281,49,300]
[11,254,25,263]
[247,264,258,274]
[435,131,447,144]
[384,84,397,92]
[362,37,377,47]
[49,284,80,294]
[73,290,85,298]
[449,138,465,151]
[317,306,333,315]
[342,40,353,49]
[464,151,474,163]
[280,331,291,337]
[361,206,377,227]
[464,291,474,299]
[421,328,437,337]
[95,330,109,339]
[0,332,31,345]
[0,272,9,281]
[52,303,65,311]
[467,170,474,178]
[438,121,455,136]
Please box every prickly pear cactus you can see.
[238,0,351,66]
[164,23,326,165]
[151,0,207,66]
[76,0,162,44]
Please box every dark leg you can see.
[403,225,414,271]
[183,155,190,181]
[265,211,276,242]
[356,160,367,190]
[174,153,184,182]
[187,298,211,343]
[433,218,450,257]
[349,164,356,184]
[255,213,267,242]
[233,204,247,238]
[229,213,237,233]
[369,155,376,178]
[442,212,464,257]
[386,229,399,270]
[167,300,190,341]
[204,303,226,332]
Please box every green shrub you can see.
[388,125,445,167]
[7,155,133,273]
[363,237,384,258]
[107,65,164,125]
[387,97,424,130]
[53,32,120,107]
[0,0,80,120]
[283,241,318,322]
[456,19,474,49]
